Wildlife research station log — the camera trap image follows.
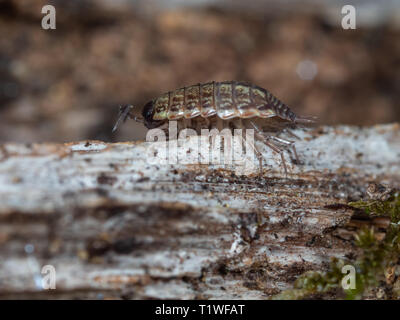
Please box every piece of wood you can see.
[0,124,399,299]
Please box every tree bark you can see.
[0,124,399,299]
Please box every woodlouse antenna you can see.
[112,105,144,133]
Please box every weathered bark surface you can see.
[0,124,399,299]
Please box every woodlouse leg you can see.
[217,118,224,132]
[288,129,301,163]
[250,121,289,176]
[260,134,288,176]
[178,119,188,132]
[205,118,211,130]
[208,118,227,155]
[235,119,264,176]
[269,136,300,165]
[185,118,196,131]
[179,120,200,143]
[281,128,300,140]
[188,119,194,130]
[207,118,221,150]
[247,137,264,176]
[193,119,202,135]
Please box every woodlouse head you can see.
[142,100,166,129]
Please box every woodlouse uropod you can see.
[112,81,315,175]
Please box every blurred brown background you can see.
[0,0,399,143]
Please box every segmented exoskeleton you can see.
[113,81,314,175]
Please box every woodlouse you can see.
[113,81,315,175]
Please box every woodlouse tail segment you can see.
[112,105,144,133]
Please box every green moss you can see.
[272,190,400,300]
[349,191,400,223]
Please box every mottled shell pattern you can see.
[151,81,296,123]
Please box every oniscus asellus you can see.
[113,81,315,175]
